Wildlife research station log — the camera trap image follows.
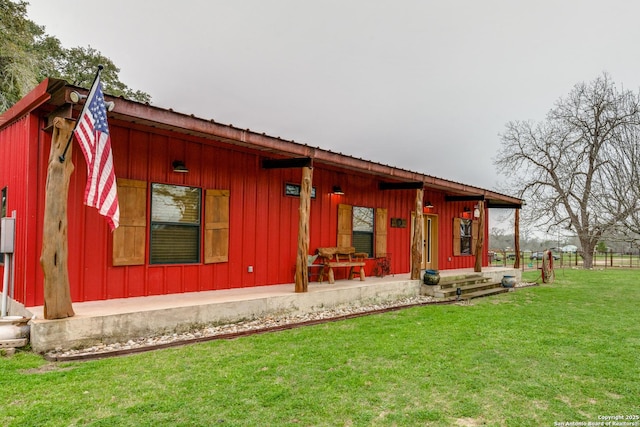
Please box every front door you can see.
[423,214,438,270]
[411,213,439,271]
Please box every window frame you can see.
[352,206,375,257]
[149,183,202,265]
[459,218,473,255]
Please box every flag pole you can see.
[59,65,104,163]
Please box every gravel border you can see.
[45,282,539,360]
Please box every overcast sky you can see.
[26,0,640,201]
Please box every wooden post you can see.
[474,200,484,272]
[40,117,75,319]
[513,209,520,269]
[411,188,423,280]
[294,166,312,292]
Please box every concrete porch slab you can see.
[25,267,520,353]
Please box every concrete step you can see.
[434,281,503,298]
[438,274,490,289]
[441,286,510,302]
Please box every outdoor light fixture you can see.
[423,200,434,213]
[69,91,86,103]
[70,90,115,111]
[473,204,481,219]
[172,160,189,173]
[332,186,344,195]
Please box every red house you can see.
[0,79,521,349]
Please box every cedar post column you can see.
[513,208,521,269]
[40,117,75,319]
[474,200,485,272]
[411,188,423,280]
[295,166,312,292]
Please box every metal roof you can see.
[0,78,522,208]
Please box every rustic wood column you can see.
[294,166,312,292]
[40,117,75,319]
[474,200,485,272]
[513,208,521,269]
[411,188,423,280]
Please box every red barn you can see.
[0,79,521,350]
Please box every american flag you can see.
[73,73,120,230]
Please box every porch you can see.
[25,267,520,353]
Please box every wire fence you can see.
[489,250,640,270]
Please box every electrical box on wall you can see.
[0,217,15,253]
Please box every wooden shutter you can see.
[204,189,230,264]
[471,219,479,255]
[452,217,461,256]
[337,204,352,247]
[112,179,147,266]
[375,208,387,258]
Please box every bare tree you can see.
[495,73,640,268]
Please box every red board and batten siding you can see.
[3,111,486,307]
[0,115,41,307]
[22,120,416,305]
[424,192,490,270]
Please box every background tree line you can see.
[495,72,640,268]
[0,0,149,112]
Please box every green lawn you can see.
[1,269,638,426]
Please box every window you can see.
[352,206,374,257]
[337,204,387,258]
[150,183,201,264]
[453,217,477,256]
[0,187,5,265]
[1,187,6,218]
[459,218,472,255]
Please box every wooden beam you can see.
[445,195,485,202]
[40,117,75,319]
[486,202,522,209]
[474,200,485,273]
[262,157,312,169]
[411,189,423,280]
[513,209,521,269]
[379,181,424,190]
[294,166,312,292]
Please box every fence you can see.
[489,250,640,270]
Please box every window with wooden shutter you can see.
[337,204,352,248]
[204,189,230,264]
[471,220,478,255]
[453,218,461,256]
[113,179,147,266]
[453,217,475,256]
[375,208,387,258]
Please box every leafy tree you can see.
[495,73,640,268]
[0,0,150,112]
[0,0,48,110]
[58,46,151,103]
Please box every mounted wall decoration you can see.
[390,218,407,228]
[284,183,316,199]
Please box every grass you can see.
[1,269,639,426]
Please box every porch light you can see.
[473,204,481,219]
[70,91,115,111]
[332,186,344,195]
[172,160,189,173]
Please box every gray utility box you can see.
[0,217,15,253]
